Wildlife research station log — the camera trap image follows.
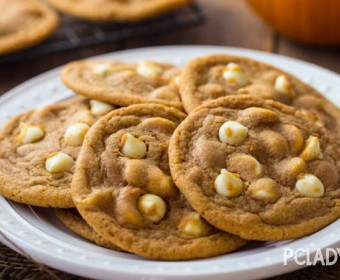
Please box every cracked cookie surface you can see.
[71,104,245,260]
[169,95,340,240]
[0,97,105,208]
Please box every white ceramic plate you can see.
[0,46,340,280]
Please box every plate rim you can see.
[0,45,340,280]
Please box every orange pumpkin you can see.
[247,0,340,46]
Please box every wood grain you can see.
[277,37,340,73]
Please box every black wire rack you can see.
[0,2,205,64]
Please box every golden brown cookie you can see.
[179,54,340,132]
[47,0,191,22]
[71,104,245,260]
[0,97,115,208]
[169,95,340,241]
[0,0,59,55]
[56,208,122,251]
[62,60,183,110]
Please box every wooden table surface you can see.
[0,0,340,279]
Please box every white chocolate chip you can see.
[219,121,248,145]
[64,123,90,146]
[248,178,280,203]
[137,194,166,223]
[174,76,181,85]
[214,169,244,197]
[137,61,163,79]
[120,133,147,159]
[45,152,74,173]
[17,123,45,144]
[223,63,248,86]
[295,174,324,198]
[178,213,212,237]
[274,75,295,97]
[254,190,273,200]
[90,100,114,116]
[300,136,322,162]
[93,63,114,76]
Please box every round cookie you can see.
[56,208,122,251]
[61,60,183,110]
[0,0,59,55]
[47,0,191,22]
[71,104,245,260]
[169,95,340,241]
[0,97,113,208]
[179,54,340,132]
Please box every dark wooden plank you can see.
[277,37,340,73]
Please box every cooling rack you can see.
[0,2,205,64]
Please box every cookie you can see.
[169,95,340,241]
[56,208,122,251]
[47,0,191,22]
[71,104,245,260]
[0,97,114,208]
[0,0,59,55]
[178,54,340,132]
[61,60,183,110]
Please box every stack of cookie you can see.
[0,54,339,260]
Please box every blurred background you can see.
[0,0,339,96]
